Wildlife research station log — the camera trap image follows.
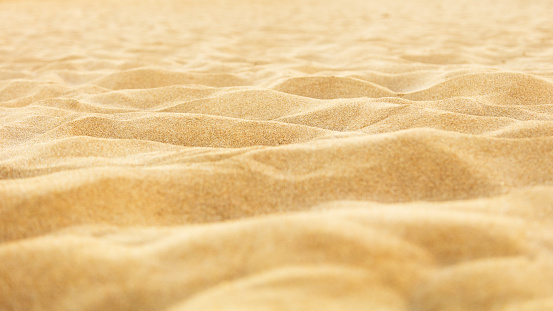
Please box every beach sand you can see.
[1,0,553,309]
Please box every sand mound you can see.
[1,0,553,310]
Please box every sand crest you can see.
[1,0,553,310]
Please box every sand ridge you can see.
[1,0,553,310]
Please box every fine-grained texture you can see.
[1,0,553,310]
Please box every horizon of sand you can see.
[1,0,553,310]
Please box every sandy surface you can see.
[1,0,553,310]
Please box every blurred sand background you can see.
[1,0,553,310]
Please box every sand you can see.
[1,0,553,309]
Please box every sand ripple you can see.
[1,0,553,310]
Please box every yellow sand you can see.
[1,0,553,309]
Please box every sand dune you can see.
[1,0,553,310]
